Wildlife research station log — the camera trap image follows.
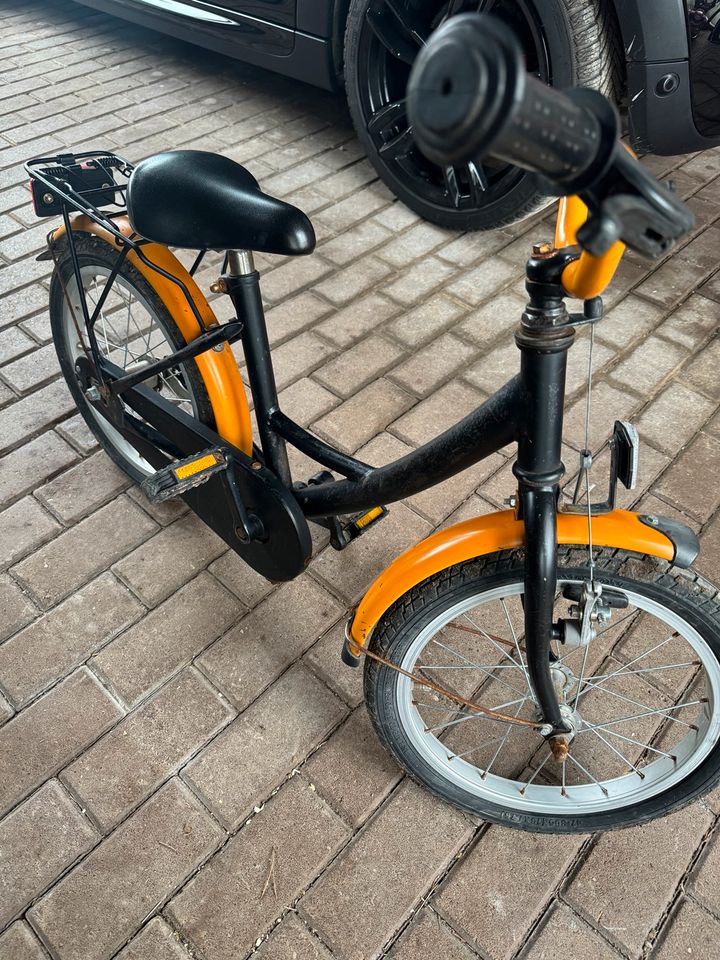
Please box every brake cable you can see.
[350,636,543,730]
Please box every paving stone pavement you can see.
[2,2,720,958]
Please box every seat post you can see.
[227,249,255,276]
[225,249,292,486]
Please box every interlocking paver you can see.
[565,804,712,957]
[167,776,350,960]
[28,779,223,960]
[302,619,364,708]
[0,779,98,928]
[652,897,720,960]
[252,913,334,960]
[183,663,347,830]
[0,922,47,960]
[0,572,142,706]
[0,431,78,509]
[653,431,720,522]
[636,381,715,455]
[10,494,153,607]
[313,377,414,453]
[0,667,123,816]
[112,512,226,608]
[0,573,36,643]
[197,574,343,710]
[0,496,60,570]
[62,667,234,833]
[34,450,130,524]
[92,572,241,707]
[313,333,405,399]
[2,2,720,955]
[303,706,402,827]
[520,903,621,960]
[436,827,585,960]
[301,781,474,960]
[115,917,194,960]
[390,909,480,960]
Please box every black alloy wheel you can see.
[344,0,620,231]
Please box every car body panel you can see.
[72,0,336,88]
[611,0,720,153]
[71,0,720,152]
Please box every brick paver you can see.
[2,1,720,957]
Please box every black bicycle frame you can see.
[217,247,577,732]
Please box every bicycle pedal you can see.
[331,506,388,550]
[141,448,228,502]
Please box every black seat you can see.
[126,150,316,256]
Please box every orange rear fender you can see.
[49,215,253,455]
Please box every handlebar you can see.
[407,14,611,189]
[407,14,695,259]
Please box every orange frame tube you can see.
[348,509,677,649]
[50,215,253,455]
[554,195,626,301]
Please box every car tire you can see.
[344,0,622,231]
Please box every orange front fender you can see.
[49,215,253,455]
[348,509,681,649]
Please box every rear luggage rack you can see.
[25,150,211,333]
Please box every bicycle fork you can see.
[513,263,577,737]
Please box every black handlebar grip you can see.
[407,14,618,193]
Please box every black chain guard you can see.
[96,374,311,582]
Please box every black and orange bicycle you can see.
[26,15,720,833]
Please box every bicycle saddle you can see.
[126,150,316,256]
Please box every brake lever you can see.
[576,145,695,258]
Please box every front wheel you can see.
[364,546,720,832]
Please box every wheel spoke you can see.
[367,99,410,154]
[502,598,532,694]
[587,726,646,778]
[567,753,609,797]
[575,724,677,761]
[443,166,461,208]
[590,662,700,682]
[451,616,516,652]
[576,675,696,730]
[580,699,705,734]
[366,0,427,64]
[582,634,680,691]
[423,695,528,733]
[430,636,526,696]
[467,160,489,203]
[417,662,526,671]
[481,697,529,778]
[442,0,466,22]
[462,614,527,678]
[519,752,551,794]
[379,123,414,161]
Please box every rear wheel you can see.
[364,547,720,832]
[49,234,214,483]
[344,0,621,230]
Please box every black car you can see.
[72,0,720,231]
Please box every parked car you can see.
[71,0,720,230]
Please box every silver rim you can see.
[60,265,200,476]
[396,579,720,816]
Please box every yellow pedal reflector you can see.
[174,452,220,480]
[354,506,385,530]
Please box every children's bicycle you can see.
[26,14,720,833]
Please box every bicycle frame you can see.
[37,170,696,738]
